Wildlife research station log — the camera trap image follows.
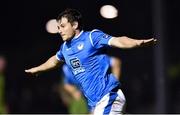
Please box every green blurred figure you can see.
[0,55,8,113]
[59,64,88,114]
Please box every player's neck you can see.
[74,30,80,37]
[74,30,83,39]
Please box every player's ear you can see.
[72,21,78,29]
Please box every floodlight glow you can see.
[100,5,118,19]
[46,19,58,34]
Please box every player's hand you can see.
[73,91,82,101]
[141,38,157,47]
[25,67,40,76]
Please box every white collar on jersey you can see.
[74,30,84,39]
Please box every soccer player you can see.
[110,56,122,80]
[25,9,157,114]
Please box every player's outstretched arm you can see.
[109,36,157,49]
[25,55,62,76]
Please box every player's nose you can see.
[58,30,62,34]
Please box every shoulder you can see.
[88,29,105,39]
[89,29,103,35]
[83,29,103,35]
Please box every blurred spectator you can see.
[110,56,122,80]
[0,55,8,113]
[59,64,88,114]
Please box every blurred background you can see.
[1,0,180,113]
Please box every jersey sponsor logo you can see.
[69,57,85,75]
[70,58,81,69]
[77,42,84,50]
[73,68,85,75]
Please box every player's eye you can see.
[61,25,65,28]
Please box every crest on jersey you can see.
[77,43,84,50]
[102,34,110,39]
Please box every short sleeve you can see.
[56,45,65,61]
[89,29,113,49]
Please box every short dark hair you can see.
[57,8,83,30]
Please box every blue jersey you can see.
[56,29,120,108]
[62,56,116,89]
